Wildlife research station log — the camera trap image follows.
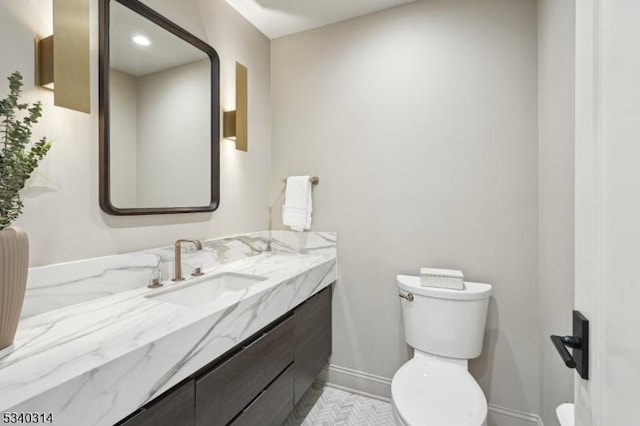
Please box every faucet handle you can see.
[148,268,163,289]
[191,265,204,277]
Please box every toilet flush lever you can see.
[399,292,414,302]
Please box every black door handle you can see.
[550,335,579,368]
[550,310,589,380]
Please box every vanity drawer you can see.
[119,380,194,426]
[195,316,294,426]
[229,365,294,426]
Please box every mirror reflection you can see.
[100,0,219,214]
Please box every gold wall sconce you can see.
[223,62,248,151]
[35,0,90,113]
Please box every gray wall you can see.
[537,0,575,424]
[109,69,138,207]
[110,60,211,209]
[271,0,541,419]
[136,60,211,208]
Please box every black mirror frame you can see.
[98,0,220,215]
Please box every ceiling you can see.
[225,0,419,39]
[110,1,207,77]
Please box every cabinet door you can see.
[229,366,294,426]
[119,380,194,426]
[195,316,294,426]
[294,286,332,403]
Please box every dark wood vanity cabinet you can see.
[294,286,332,403]
[116,286,332,426]
[228,366,294,426]
[119,380,195,426]
[195,316,295,426]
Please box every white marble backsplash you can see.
[22,231,336,318]
[269,230,338,255]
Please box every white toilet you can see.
[392,275,492,426]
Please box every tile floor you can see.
[283,382,394,425]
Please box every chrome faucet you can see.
[173,239,203,282]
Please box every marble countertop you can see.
[0,242,337,426]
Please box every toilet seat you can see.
[391,356,487,426]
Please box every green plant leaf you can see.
[0,71,51,230]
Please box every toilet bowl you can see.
[391,352,487,426]
[392,275,492,426]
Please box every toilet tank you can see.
[397,275,492,360]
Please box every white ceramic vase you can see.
[0,226,29,350]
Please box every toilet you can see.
[392,275,492,426]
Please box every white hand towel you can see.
[282,176,312,231]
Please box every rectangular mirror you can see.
[99,0,220,215]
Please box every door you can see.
[574,0,640,424]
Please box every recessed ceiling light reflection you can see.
[132,35,151,46]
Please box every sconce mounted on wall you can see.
[35,0,91,113]
[223,62,248,151]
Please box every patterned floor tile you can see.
[283,382,394,426]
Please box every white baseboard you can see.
[487,404,544,426]
[320,363,392,401]
[321,364,543,426]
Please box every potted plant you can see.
[0,71,51,349]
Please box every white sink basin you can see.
[146,272,268,307]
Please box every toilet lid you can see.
[391,357,487,426]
